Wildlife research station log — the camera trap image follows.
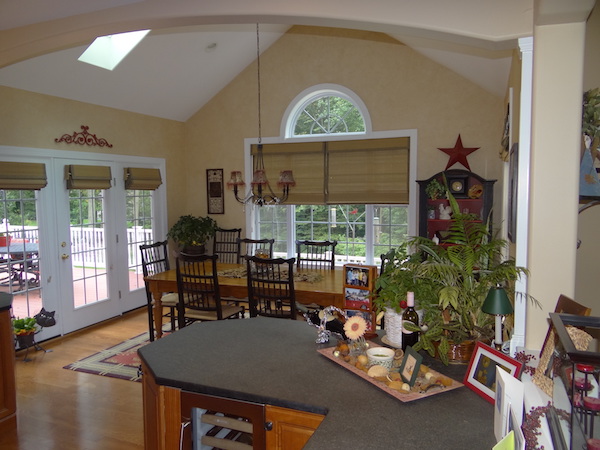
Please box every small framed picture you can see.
[399,346,423,387]
[207,169,224,214]
[345,265,370,287]
[344,287,370,310]
[463,341,523,404]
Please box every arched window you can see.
[256,85,410,267]
[283,85,370,138]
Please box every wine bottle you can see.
[401,291,419,350]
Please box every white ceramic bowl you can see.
[366,346,395,369]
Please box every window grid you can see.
[126,189,155,291]
[69,189,107,307]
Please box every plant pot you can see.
[16,332,35,349]
[434,339,476,364]
[181,244,206,255]
[383,308,404,348]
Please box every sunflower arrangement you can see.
[343,315,369,354]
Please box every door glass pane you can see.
[0,189,43,318]
[126,189,155,292]
[69,189,108,307]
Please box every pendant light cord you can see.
[256,23,262,145]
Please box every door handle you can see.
[61,254,70,260]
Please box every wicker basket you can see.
[434,339,476,364]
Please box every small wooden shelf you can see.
[417,169,495,241]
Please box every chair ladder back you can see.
[140,241,170,277]
[295,240,337,270]
[237,238,274,263]
[246,256,296,319]
[176,253,223,321]
[139,240,174,341]
[213,227,242,264]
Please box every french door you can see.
[0,147,167,337]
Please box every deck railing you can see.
[6,225,153,269]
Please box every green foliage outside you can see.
[294,96,365,136]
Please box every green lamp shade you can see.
[482,287,513,315]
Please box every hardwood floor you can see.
[0,308,150,450]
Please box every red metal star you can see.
[438,135,479,171]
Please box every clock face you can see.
[451,180,463,192]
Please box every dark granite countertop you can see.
[138,317,495,449]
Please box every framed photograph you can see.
[206,169,224,214]
[464,341,523,404]
[345,265,370,287]
[399,345,423,387]
[344,287,370,310]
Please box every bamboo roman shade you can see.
[65,165,112,189]
[327,137,410,204]
[256,141,325,204]
[0,161,47,190]
[256,136,410,204]
[124,167,162,190]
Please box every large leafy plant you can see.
[167,215,217,248]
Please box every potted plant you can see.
[582,87,600,157]
[376,191,531,365]
[167,214,218,254]
[425,178,445,200]
[12,316,38,348]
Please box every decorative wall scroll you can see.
[207,169,224,214]
[55,125,113,148]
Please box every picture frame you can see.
[206,169,224,214]
[345,265,370,287]
[344,287,370,310]
[533,295,591,396]
[399,345,423,387]
[345,309,374,332]
[464,341,523,404]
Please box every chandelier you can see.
[227,24,295,206]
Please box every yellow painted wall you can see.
[0,85,187,228]
[185,26,505,233]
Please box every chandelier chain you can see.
[256,23,262,144]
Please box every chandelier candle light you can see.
[227,24,295,206]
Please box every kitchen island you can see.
[138,317,495,449]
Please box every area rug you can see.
[63,332,152,382]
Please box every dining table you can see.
[144,262,345,338]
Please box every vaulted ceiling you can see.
[0,0,555,122]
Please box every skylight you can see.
[78,29,150,71]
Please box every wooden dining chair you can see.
[176,253,244,327]
[236,238,274,263]
[295,240,337,270]
[213,227,242,264]
[246,255,297,319]
[140,241,179,341]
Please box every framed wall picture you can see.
[207,169,224,214]
[507,143,519,243]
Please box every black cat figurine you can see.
[34,307,56,328]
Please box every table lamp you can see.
[482,286,513,350]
